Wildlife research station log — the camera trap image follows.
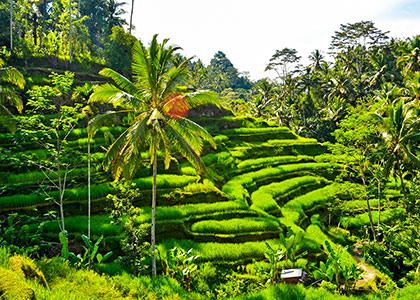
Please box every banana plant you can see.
[59,233,112,269]
[279,230,308,269]
[313,241,362,294]
[160,247,199,291]
[264,242,285,285]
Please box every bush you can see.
[0,266,35,300]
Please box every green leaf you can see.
[59,231,69,259]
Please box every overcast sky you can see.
[130,0,420,80]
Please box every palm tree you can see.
[129,0,134,34]
[89,35,220,276]
[0,58,25,131]
[372,100,420,210]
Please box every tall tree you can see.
[89,35,220,276]
[330,20,389,53]
[265,47,301,81]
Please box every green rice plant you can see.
[230,139,324,160]
[67,137,108,148]
[0,175,196,210]
[340,208,405,229]
[42,214,124,236]
[221,127,291,135]
[237,155,314,171]
[136,201,248,223]
[250,176,328,213]
[223,163,339,204]
[158,238,286,262]
[340,199,382,212]
[5,167,97,185]
[266,138,318,146]
[283,183,343,217]
[191,218,280,234]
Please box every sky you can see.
[129,0,420,80]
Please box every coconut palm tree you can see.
[0,58,25,131]
[371,100,420,210]
[89,35,219,276]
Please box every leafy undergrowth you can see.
[0,247,418,300]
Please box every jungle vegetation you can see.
[0,2,420,299]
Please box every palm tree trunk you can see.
[129,0,134,34]
[69,0,72,64]
[362,175,376,241]
[87,123,91,238]
[151,131,157,276]
[10,0,13,50]
[377,179,381,231]
[57,132,65,232]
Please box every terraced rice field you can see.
[0,115,401,266]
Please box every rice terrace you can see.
[0,0,420,299]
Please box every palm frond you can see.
[132,40,155,92]
[103,128,131,172]
[99,68,137,96]
[90,83,144,110]
[0,104,17,132]
[160,61,191,99]
[402,144,420,166]
[164,124,207,175]
[184,90,220,110]
[0,67,25,89]
[156,122,173,169]
[0,88,23,113]
[169,117,217,154]
[88,110,131,138]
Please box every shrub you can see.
[0,266,35,300]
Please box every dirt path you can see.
[351,243,377,286]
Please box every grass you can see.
[191,217,280,234]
